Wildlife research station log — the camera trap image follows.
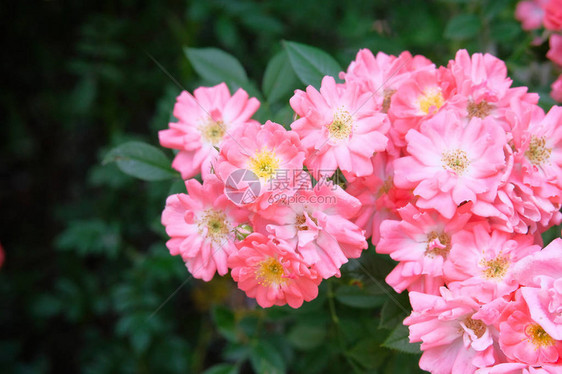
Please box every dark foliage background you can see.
[2,0,559,373]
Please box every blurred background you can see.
[2,0,559,372]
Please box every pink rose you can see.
[544,0,562,30]
[552,75,562,102]
[513,238,562,340]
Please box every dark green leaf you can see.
[291,346,332,374]
[214,16,239,50]
[250,340,286,374]
[130,329,151,354]
[382,323,421,354]
[32,294,62,318]
[379,294,410,330]
[334,285,386,309]
[212,305,238,342]
[272,106,295,129]
[490,21,521,43]
[184,47,262,99]
[168,179,186,195]
[444,14,481,40]
[542,223,561,246]
[55,219,121,258]
[223,342,251,362]
[287,323,326,350]
[262,50,298,104]
[185,47,248,86]
[203,363,238,374]
[283,40,342,88]
[103,141,178,181]
[348,337,389,369]
[483,0,510,20]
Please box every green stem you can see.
[327,280,362,374]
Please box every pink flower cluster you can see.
[159,82,369,308]
[515,0,562,102]
[159,47,562,372]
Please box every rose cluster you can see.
[159,82,369,308]
[159,48,562,372]
[515,0,562,102]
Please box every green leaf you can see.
[334,285,386,309]
[184,47,261,99]
[185,47,248,86]
[348,337,389,369]
[542,224,561,246]
[262,50,298,104]
[272,106,295,129]
[283,40,342,88]
[238,315,260,337]
[287,323,326,350]
[490,21,521,43]
[223,342,251,362]
[168,179,186,195]
[56,219,121,258]
[130,329,151,354]
[291,346,331,374]
[203,364,238,374]
[382,323,421,354]
[250,340,286,374]
[379,294,410,330]
[444,14,481,40]
[212,305,237,342]
[32,294,62,318]
[103,141,178,181]
[483,0,511,20]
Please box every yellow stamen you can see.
[328,109,353,140]
[526,324,555,348]
[197,209,230,243]
[525,136,551,166]
[442,149,470,175]
[417,87,444,115]
[256,257,286,287]
[199,119,225,146]
[248,148,280,179]
[480,255,510,280]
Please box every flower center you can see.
[376,177,393,198]
[382,89,396,113]
[328,109,353,140]
[197,209,230,243]
[256,257,286,287]
[467,100,493,119]
[417,87,444,115]
[525,136,551,166]
[464,317,486,339]
[295,213,318,231]
[425,231,451,258]
[248,148,280,179]
[442,149,470,175]
[525,323,555,348]
[480,255,510,280]
[199,119,226,146]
